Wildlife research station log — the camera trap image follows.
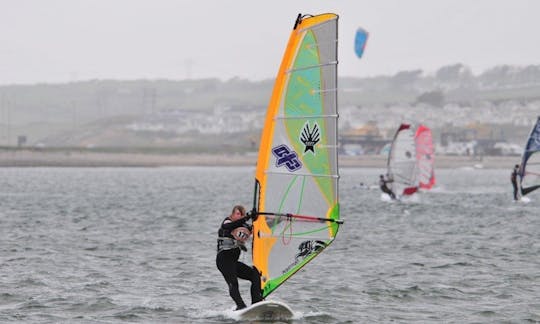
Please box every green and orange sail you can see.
[251,13,342,298]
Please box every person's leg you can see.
[383,187,396,199]
[217,251,246,309]
[237,262,263,304]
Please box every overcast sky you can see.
[1,0,540,85]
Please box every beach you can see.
[0,149,519,169]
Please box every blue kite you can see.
[354,27,369,58]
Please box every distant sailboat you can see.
[387,123,419,198]
[518,116,540,197]
[240,13,343,321]
[415,124,435,190]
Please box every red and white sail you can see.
[415,124,435,190]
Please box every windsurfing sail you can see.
[415,124,435,190]
[251,13,342,298]
[519,116,540,196]
[387,123,418,196]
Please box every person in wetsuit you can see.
[379,174,396,200]
[216,205,262,310]
[511,164,520,201]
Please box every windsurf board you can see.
[235,300,293,321]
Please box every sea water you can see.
[0,166,539,323]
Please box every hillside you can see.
[1,63,539,153]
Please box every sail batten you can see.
[286,61,338,73]
[313,88,339,94]
[265,171,339,178]
[252,13,340,298]
[275,114,338,120]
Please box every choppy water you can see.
[0,166,539,323]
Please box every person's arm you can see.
[221,217,249,230]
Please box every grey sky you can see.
[1,0,539,85]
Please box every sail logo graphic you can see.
[295,240,326,259]
[272,145,302,172]
[283,240,327,274]
[300,122,320,154]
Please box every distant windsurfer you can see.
[379,174,396,200]
[354,182,369,190]
[511,164,520,201]
[216,205,262,310]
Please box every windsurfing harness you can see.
[217,217,251,253]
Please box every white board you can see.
[235,300,294,321]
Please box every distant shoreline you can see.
[0,149,520,169]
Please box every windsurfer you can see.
[216,205,262,310]
[511,164,520,201]
[379,174,396,199]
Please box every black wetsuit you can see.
[216,217,262,310]
[379,177,396,199]
[511,167,519,200]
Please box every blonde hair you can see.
[230,205,246,217]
